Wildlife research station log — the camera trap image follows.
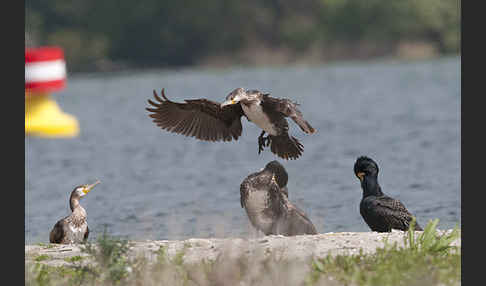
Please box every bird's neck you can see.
[361,176,384,198]
[70,200,87,220]
[240,95,261,106]
[70,197,82,212]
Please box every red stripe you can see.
[25,79,65,92]
[25,46,64,63]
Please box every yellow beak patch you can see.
[357,172,365,181]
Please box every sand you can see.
[25,229,460,268]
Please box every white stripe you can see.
[25,60,66,82]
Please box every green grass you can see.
[36,243,56,249]
[64,256,84,263]
[80,228,133,284]
[26,219,460,286]
[34,255,51,262]
[306,219,461,286]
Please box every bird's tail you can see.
[268,134,304,160]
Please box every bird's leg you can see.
[258,130,267,154]
[264,135,271,147]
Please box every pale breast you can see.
[241,103,278,135]
[244,190,274,233]
[64,223,88,244]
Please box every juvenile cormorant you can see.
[354,156,423,232]
[49,180,100,244]
[146,88,316,160]
[240,161,317,236]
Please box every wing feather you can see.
[262,95,315,134]
[49,220,66,244]
[84,225,90,241]
[372,197,421,230]
[146,89,244,141]
[286,203,318,235]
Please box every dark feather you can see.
[49,220,66,244]
[280,202,318,235]
[268,134,304,160]
[361,196,423,232]
[146,89,245,142]
[261,95,315,134]
[84,225,89,241]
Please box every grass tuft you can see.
[306,219,461,286]
[64,256,84,263]
[80,228,132,284]
[34,255,50,262]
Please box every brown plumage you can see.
[240,161,317,236]
[146,88,316,160]
[49,181,99,244]
[275,199,318,236]
[146,89,244,142]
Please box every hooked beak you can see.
[356,172,365,182]
[83,180,101,194]
[271,174,277,184]
[220,99,237,108]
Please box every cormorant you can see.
[240,161,317,236]
[354,156,423,232]
[146,88,316,160]
[49,180,100,244]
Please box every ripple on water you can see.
[25,57,461,243]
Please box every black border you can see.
[462,0,483,284]
[6,0,26,284]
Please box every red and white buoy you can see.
[25,46,79,137]
[25,46,67,92]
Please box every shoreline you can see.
[25,229,461,268]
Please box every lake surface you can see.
[25,57,461,243]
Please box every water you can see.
[25,57,461,244]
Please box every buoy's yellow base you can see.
[25,92,79,138]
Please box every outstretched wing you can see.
[261,95,315,134]
[146,89,245,142]
[49,220,66,244]
[371,196,422,231]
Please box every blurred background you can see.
[25,0,460,72]
[25,0,461,243]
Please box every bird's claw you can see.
[258,135,271,154]
[258,137,265,154]
[264,136,271,147]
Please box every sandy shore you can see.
[25,230,461,268]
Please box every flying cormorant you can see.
[49,180,100,244]
[240,161,317,236]
[354,156,423,232]
[146,88,316,160]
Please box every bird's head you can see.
[265,160,288,188]
[71,180,101,199]
[221,88,246,107]
[354,156,379,182]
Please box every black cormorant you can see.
[146,88,316,160]
[354,156,423,232]
[49,180,100,244]
[240,161,317,236]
